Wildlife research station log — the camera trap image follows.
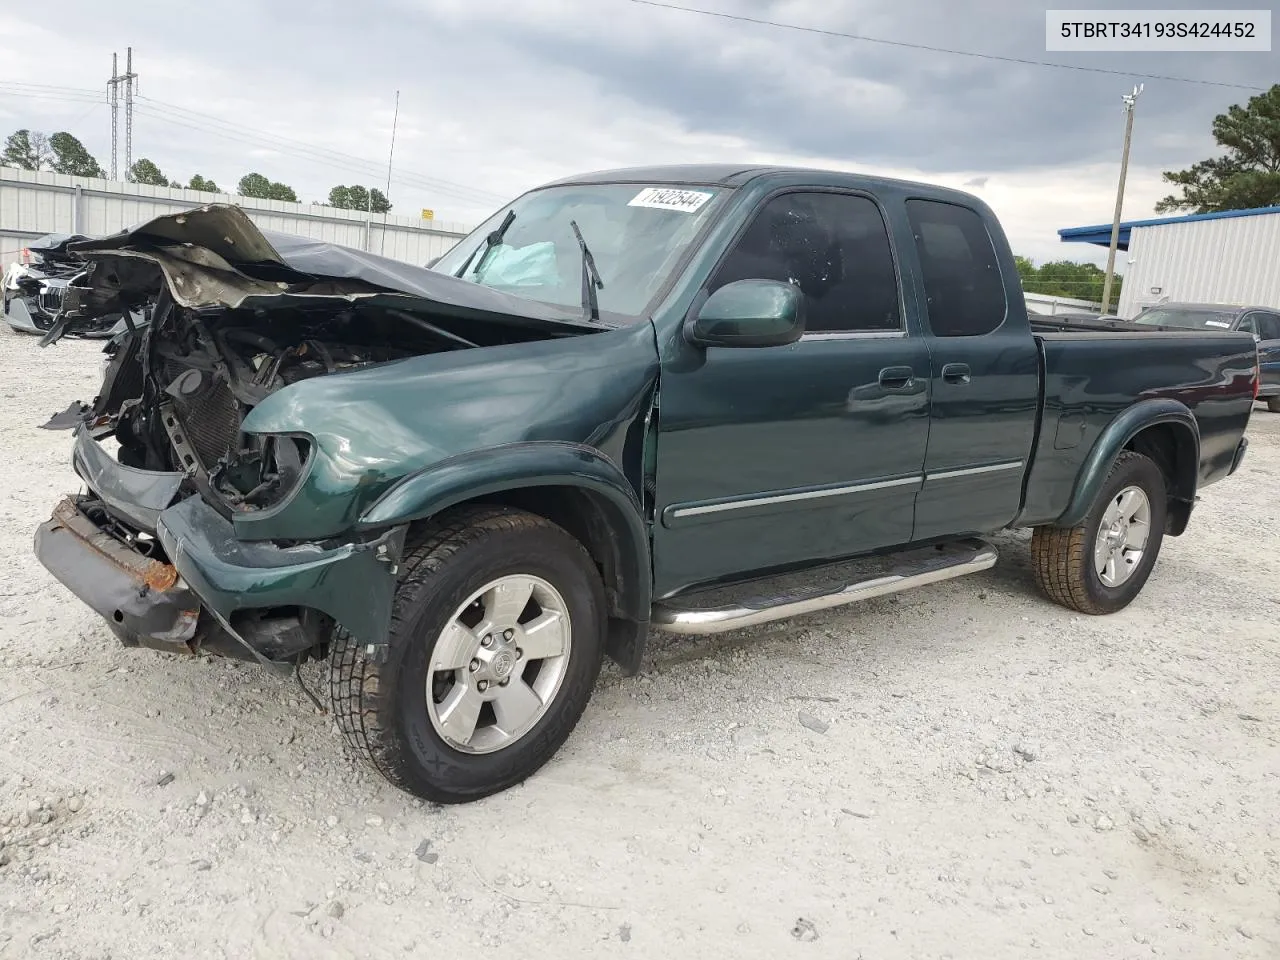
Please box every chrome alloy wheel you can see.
[426,575,572,754]
[1094,485,1152,588]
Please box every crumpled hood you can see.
[59,203,603,335]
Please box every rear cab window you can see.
[905,199,1007,338]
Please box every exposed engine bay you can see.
[101,292,486,516]
[43,203,602,525]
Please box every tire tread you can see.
[328,505,600,800]
[1031,451,1161,616]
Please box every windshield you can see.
[1132,307,1238,330]
[432,183,724,320]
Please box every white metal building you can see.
[1023,292,1103,316]
[0,166,474,269]
[1059,205,1280,318]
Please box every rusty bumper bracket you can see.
[34,497,200,648]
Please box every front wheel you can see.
[1267,396,1280,413]
[1031,451,1167,615]
[329,505,606,803]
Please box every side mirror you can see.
[685,279,805,348]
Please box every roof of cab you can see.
[539,163,984,204]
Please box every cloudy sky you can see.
[0,0,1272,265]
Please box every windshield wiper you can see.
[569,219,605,323]
[454,209,516,279]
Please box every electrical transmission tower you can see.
[108,53,118,179]
[106,48,138,181]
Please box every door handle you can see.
[878,366,915,390]
[942,362,971,384]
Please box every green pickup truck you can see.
[35,165,1257,803]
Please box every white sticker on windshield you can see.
[1204,320,1231,328]
[628,187,713,213]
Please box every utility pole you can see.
[106,49,138,181]
[380,90,400,256]
[123,47,138,178]
[108,53,119,180]
[1101,84,1142,316]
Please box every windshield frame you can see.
[431,180,734,325]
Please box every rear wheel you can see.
[329,505,606,803]
[1031,451,1167,615]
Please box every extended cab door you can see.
[651,189,931,597]
[901,198,1040,540]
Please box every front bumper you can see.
[3,297,52,334]
[35,498,200,646]
[35,433,405,660]
[155,495,403,652]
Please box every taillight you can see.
[20,248,30,265]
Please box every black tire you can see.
[328,505,606,803]
[1267,396,1280,413]
[1031,451,1167,615]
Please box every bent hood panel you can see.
[63,203,602,334]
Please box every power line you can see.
[133,102,504,205]
[0,79,508,206]
[0,85,102,104]
[620,0,1269,91]
[0,81,104,99]
[129,102,505,207]
[133,97,508,205]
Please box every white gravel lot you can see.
[1,328,1277,960]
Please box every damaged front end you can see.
[34,204,596,666]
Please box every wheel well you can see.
[415,485,646,623]
[1123,422,1197,535]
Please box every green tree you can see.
[49,132,105,177]
[328,184,391,213]
[238,172,297,202]
[2,129,51,170]
[128,157,171,186]
[187,174,220,193]
[1156,83,1280,214]
[1017,256,1122,306]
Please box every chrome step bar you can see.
[651,538,997,635]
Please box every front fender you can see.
[357,441,652,623]
[1055,398,1200,528]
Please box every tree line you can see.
[1014,256,1121,305]
[1,128,392,211]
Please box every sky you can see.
[0,0,1272,268]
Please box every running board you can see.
[651,538,997,635]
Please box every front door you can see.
[651,190,931,598]
[901,198,1040,540]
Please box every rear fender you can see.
[1055,398,1199,530]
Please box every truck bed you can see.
[1017,322,1257,527]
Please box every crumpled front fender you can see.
[358,440,652,624]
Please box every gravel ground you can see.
[1,329,1277,960]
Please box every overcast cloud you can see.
[0,0,1272,264]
